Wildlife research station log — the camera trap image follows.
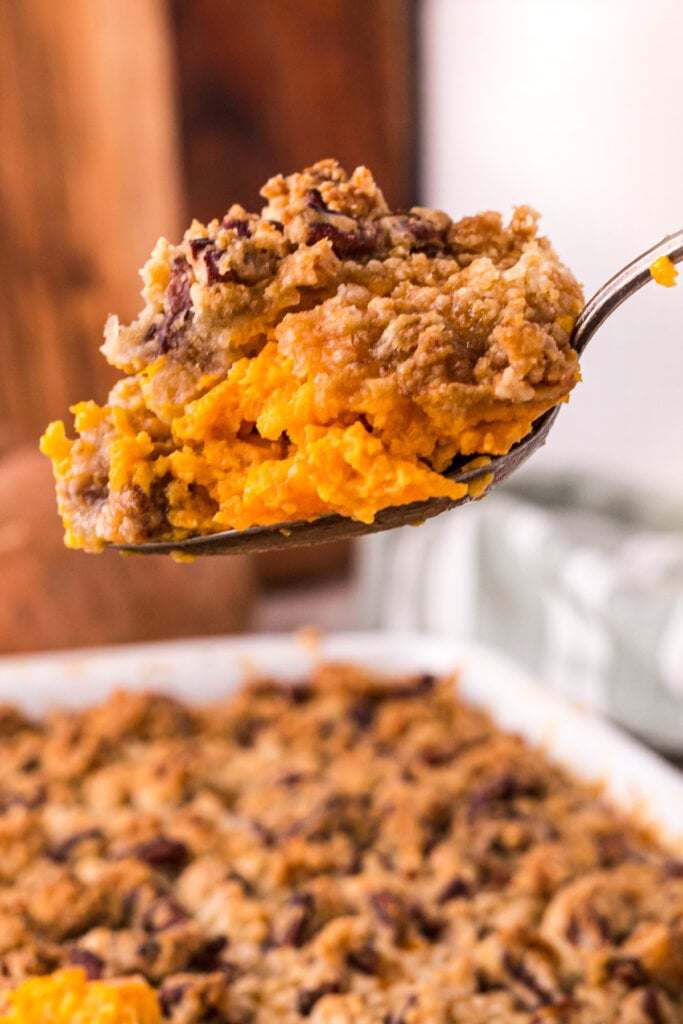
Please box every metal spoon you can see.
[115,230,683,556]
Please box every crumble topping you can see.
[0,666,680,1022]
[40,160,583,551]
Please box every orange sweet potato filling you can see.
[650,254,678,287]
[40,161,583,551]
[0,969,159,1024]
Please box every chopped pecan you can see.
[141,896,191,933]
[409,903,444,942]
[605,956,649,988]
[662,859,683,879]
[226,869,257,896]
[384,995,417,1024]
[347,699,377,731]
[133,837,189,873]
[167,256,192,317]
[157,256,193,353]
[204,248,238,286]
[345,943,380,975]
[279,772,305,788]
[296,980,342,1017]
[137,937,160,961]
[288,683,313,705]
[189,236,212,259]
[468,772,545,821]
[564,906,612,947]
[0,707,33,737]
[641,987,667,1024]
[370,890,408,943]
[47,828,105,863]
[159,980,186,1015]
[0,785,46,812]
[68,947,104,980]
[222,216,252,238]
[502,950,555,1008]
[598,830,635,866]
[187,935,228,972]
[383,211,449,251]
[278,892,315,947]
[295,188,383,257]
[437,876,472,904]
[392,674,437,699]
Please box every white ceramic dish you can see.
[0,631,681,845]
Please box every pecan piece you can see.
[296,980,342,1017]
[68,947,105,980]
[133,837,189,873]
[369,890,408,944]
[345,944,380,975]
[187,936,228,972]
[437,876,472,904]
[47,828,105,863]
[189,236,212,259]
[0,785,46,812]
[347,699,377,731]
[564,906,612,947]
[605,956,649,988]
[409,903,444,942]
[468,772,545,822]
[502,951,555,1009]
[662,859,683,879]
[204,248,238,286]
[157,257,193,354]
[278,892,315,947]
[641,987,667,1024]
[295,188,383,257]
[159,981,186,1015]
[384,995,417,1024]
[142,896,191,933]
[222,216,251,237]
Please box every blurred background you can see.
[1,1,682,749]
[0,0,414,650]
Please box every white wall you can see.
[421,0,683,501]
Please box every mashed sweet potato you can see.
[41,161,583,551]
[650,254,678,287]
[0,970,159,1024]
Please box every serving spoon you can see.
[115,230,683,557]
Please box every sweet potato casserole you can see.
[0,665,680,1023]
[40,161,583,551]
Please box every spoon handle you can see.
[571,228,683,354]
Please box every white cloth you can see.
[354,473,683,754]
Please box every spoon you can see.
[115,230,683,557]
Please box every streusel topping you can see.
[41,161,583,551]
[0,666,680,1023]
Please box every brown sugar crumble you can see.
[41,160,583,551]
[0,666,680,1023]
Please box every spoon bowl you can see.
[115,230,683,557]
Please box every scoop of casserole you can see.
[41,160,583,551]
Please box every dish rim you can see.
[0,629,680,846]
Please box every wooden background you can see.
[0,0,417,444]
[0,0,417,648]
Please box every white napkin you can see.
[354,473,683,754]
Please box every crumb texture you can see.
[0,666,680,1023]
[40,160,583,550]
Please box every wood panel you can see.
[170,0,417,221]
[170,0,417,583]
[0,0,183,442]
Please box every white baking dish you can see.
[0,631,681,846]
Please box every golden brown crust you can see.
[0,667,680,1022]
[41,160,584,551]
